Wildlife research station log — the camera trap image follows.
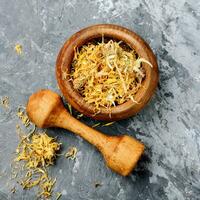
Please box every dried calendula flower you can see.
[10,187,16,194]
[0,96,9,109]
[65,147,78,160]
[14,131,61,198]
[76,113,83,119]
[17,107,31,127]
[15,44,22,55]
[12,107,62,198]
[71,39,152,111]
[15,133,61,167]
[92,122,101,128]
[56,192,62,200]
[38,177,56,198]
[16,106,36,135]
[67,103,72,115]
[102,122,115,127]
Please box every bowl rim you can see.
[56,24,159,121]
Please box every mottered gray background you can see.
[0,0,200,199]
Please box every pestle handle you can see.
[55,109,110,150]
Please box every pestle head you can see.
[26,89,64,128]
[103,135,145,176]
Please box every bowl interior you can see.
[70,36,144,104]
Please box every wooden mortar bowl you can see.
[56,24,159,121]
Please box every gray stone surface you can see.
[0,0,200,199]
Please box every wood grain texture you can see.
[26,89,144,176]
[56,24,159,121]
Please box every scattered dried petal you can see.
[15,44,22,55]
[65,147,78,160]
[0,96,9,109]
[102,122,115,127]
[92,122,101,128]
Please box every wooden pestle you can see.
[26,89,144,176]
